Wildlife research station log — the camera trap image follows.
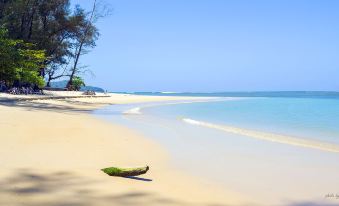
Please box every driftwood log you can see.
[101,166,149,177]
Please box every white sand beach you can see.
[2,0,338,205]
[0,92,245,206]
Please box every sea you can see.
[93,91,339,205]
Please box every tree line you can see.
[0,0,108,91]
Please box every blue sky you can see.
[71,0,339,92]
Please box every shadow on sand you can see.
[0,98,106,113]
[123,176,153,182]
[0,170,336,206]
[1,98,338,206]
[0,170,183,206]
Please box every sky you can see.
[71,0,339,92]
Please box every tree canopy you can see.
[0,28,45,87]
[0,0,104,90]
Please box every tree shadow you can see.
[0,170,172,206]
[0,99,95,113]
[0,169,234,206]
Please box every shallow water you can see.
[144,97,339,144]
[94,97,339,205]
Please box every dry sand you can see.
[0,93,246,206]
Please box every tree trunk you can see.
[46,74,51,87]
[66,41,83,89]
[66,0,97,90]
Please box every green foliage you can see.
[69,76,85,91]
[0,0,73,66]
[0,0,102,84]
[0,28,46,87]
[49,80,104,92]
[0,0,105,87]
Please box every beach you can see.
[0,92,244,206]
[1,0,338,205]
[2,92,339,206]
[95,95,339,206]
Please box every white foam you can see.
[182,118,339,153]
[123,107,142,115]
[121,98,229,115]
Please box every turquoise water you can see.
[94,94,339,204]
[131,91,339,99]
[143,97,339,145]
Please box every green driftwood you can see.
[101,166,149,177]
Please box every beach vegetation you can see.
[68,76,85,91]
[0,28,46,88]
[0,0,110,91]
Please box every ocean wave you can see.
[123,107,142,115]
[182,118,339,153]
[121,98,230,115]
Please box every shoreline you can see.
[97,96,339,205]
[0,92,245,206]
[182,118,339,153]
[122,97,240,115]
[4,92,338,205]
